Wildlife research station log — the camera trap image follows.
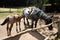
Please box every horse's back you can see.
[7,14,20,23]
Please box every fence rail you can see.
[2,20,59,40]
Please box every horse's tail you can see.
[1,17,9,25]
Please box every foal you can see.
[1,14,23,36]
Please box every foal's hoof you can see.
[17,31,19,33]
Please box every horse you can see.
[0,14,23,36]
[23,7,53,30]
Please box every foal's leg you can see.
[19,21,21,32]
[7,23,9,36]
[16,22,19,33]
[8,24,13,36]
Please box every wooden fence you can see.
[1,20,59,40]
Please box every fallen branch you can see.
[2,20,59,40]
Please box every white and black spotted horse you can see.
[23,8,53,30]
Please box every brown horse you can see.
[0,14,24,36]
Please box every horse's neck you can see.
[38,10,52,23]
[31,8,41,15]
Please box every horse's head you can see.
[39,10,53,30]
[45,16,53,30]
[28,8,33,15]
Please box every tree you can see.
[34,0,48,11]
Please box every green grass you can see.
[0,13,10,18]
[0,13,22,19]
[0,6,35,19]
[0,7,23,19]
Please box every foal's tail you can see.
[1,17,9,25]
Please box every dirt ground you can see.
[0,13,59,40]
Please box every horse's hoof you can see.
[7,34,10,36]
[7,34,11,36]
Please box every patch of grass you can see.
[0,13,23,19]
[0,8,23,19]
[0,6,35,19]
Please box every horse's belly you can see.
[30,15,38,20]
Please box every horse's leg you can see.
[7,23,9,36]
[35,20,38,28]
[19,21,21,32]
[8,23,13,36]
[31,20,34,28]
[23,17,27,31]
[23,17,26,25]
[16,22,19,33]
[26,18,29,27]
[39,19,42,25]
[23,17,26,28]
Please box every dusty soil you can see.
[0,13,59,40]
[0,18,45,40]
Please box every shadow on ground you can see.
[4,31,45,40]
